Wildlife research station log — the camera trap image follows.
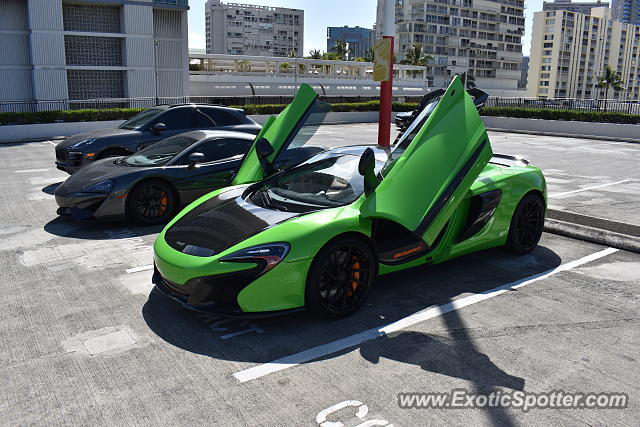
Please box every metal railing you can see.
[485,98,640,115]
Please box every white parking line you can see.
[232,247,619,383]
[15,168,52,173]
[125,265,154,274]
[549,179,632,198]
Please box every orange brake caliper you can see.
[347,257,361,296]
[159,192,168,214]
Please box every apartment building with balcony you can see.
[543,0,609,14]
[528,7,640,99]
[378,0,525,90]
[205,0,303,57]
[0,0,189,107]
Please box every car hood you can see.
[55,157,135,194]
[164,186,299,257]
[56,128,139,149]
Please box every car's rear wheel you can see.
[505,192,545,254]
[127,180,177,225]
[305,236,377,318]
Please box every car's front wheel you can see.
[126,179,178,225]
[505,192,545,254]
[305,236,377,318]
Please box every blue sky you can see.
[187,0,553,57]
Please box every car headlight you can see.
[220,243,290,274]
[68,138,96,150]
[84,179,114,193]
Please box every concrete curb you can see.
[544,218,640,254]
[486,128,640,144]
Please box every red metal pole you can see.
[377,35,394,148]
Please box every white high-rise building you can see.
[205,0,304,57]
[377,0,525,91]
[528,7,640,99]
[0,0,190,108]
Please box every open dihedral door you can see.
[361,76,493,247]
[232,83,319,185]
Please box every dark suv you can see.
[54,104,261,173]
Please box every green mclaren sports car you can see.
[152,77,547,318]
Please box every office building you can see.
[327,26,374,59]
[381,0,525,90]
[528,7,640,99]
[612,0,640,24]
[543,0,609,14]
[0,0,189,107]
[205,0,303,57]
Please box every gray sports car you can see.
[54,130,256,225]
[54,104,261,174]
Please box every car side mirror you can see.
[255,137,275,175]
[152,122,167,134]
[188,152,205,169]
[255,137,274,159]
[358,147,380,196]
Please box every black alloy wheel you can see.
[127,180,177,225]
[306,236,377,318]
[505,192,545,254]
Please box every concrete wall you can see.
[0,112,387,142]
[482,116,640,141]
[2,114,639,143]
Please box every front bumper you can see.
[55,149,91,173]
[152,265,302,318]
[55,191,125,221]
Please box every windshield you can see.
[123,135,197,166]
[250,153,383,212]
[119,108,164,130]
[381,95,442,177]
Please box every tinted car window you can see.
[179,138,251,164]
[155,108,194,130]
[123,135,197,166]
[193,110,215,128]
[119,108,164,130]
[201,108,244,126]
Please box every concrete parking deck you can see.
[0,131,638,425]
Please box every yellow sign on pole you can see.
[372,38,392,82]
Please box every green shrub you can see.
[0,108,145,125]
[2,103,639,126]
[480,107,640,124]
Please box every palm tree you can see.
[364,47,375,63]
[279,62,291,73]
[331,40,351,61]
[457,71,476,89]
[596,65,624,100]
[399,45,432,77]
[399,45,432,66]
[308,49,322,59]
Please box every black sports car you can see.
[54,130,257,224]
[54,104,261,174]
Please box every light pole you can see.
[154,39,159,106]
[377,0,395,148]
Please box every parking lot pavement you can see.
[0,138,638,425]
[313,124,640,231]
